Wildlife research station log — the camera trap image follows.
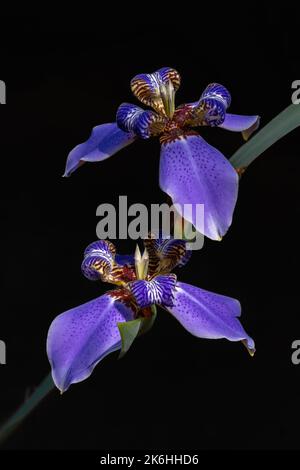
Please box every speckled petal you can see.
[47,294,134,392]
[219,113,260,140]
[63,123,136,177]
[159,133,239,240]
[167,282,255,352]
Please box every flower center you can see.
[134,245,149,280]
[159,80,175,119]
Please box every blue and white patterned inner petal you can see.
[199,83,231,126]
[129,273,177,308]
[82,240,116,280]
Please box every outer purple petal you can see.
[220,113,260,140]
[167,282,255,352]
[159,134,239,240]
[47,294,134,392]
[63,123,136,177]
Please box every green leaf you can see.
[230,104,300,170]
[117,306,158,359]
[118,319,142,359]
[0,373,54,445]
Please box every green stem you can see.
[230,104,300,169]
[0,373,55,445]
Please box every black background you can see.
[1,8,300,451]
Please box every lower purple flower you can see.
[47,239,255,392]
[169,282,254,348]
[47,295,134,393]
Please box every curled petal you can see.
[143,237,191,276]
[83,240,116,258]
[219,113,260,140]
[116,103,144,133]
[177,83,231,128]
[131,67,181,116]
[129,273,177,309]
[167,282,255,354]
[135,110,167,138]
[158,67,181,91]
[116,103,166,139]
[63,123,136,177]
[200,83,231,109]
[197,83,231,126]
[81,240,116,281]
[47,294,135,392]
[159,133,239,240]
[82,241,136,285]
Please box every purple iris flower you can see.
[47,238,255,393]
[64,67,259,240]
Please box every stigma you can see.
[135,245,149,280]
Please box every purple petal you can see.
[63,123,136,177]
[159,133,239,240]
[129,274,177,309]
[115,254,135,267]
[47,294,134,392]
[219,113,260,140]
[167,282,255,353]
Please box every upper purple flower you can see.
[64,67,260,240]
[47,238,255,393]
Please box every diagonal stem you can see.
[229,104,300,169]
[0,373,55,445]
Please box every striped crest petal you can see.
[176,83,231,128]
[143,237,191,276]
[131,67,181,116]
[116,103,166,139]
[81,240,116,281]
[197,83,231,127]
[129,274,177,309]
